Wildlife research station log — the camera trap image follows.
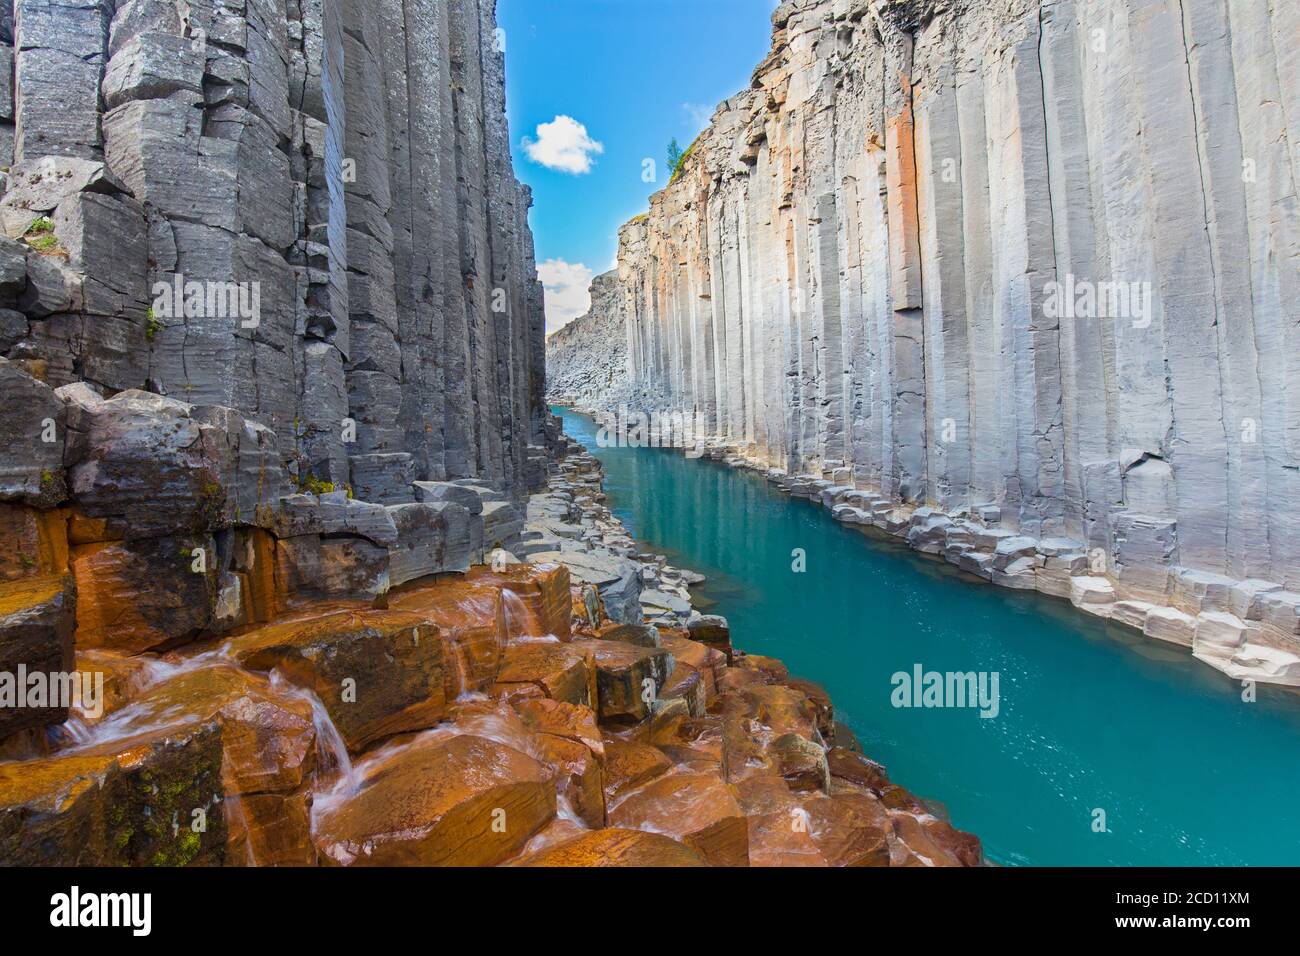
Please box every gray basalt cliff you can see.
[548,0,1300,685]
[0,0,551,745]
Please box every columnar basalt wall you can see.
[551,0,1300,684]
[0,0,548,501]
[0,0,552,745]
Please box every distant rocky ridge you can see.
[547,0,1300,686]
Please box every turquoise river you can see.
[559,407,1300,866]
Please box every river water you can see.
[559,407,1300,866]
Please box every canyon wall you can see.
[549,0,1300,682]
[0,0,550,747]
[545,270,632,410]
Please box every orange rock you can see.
[74,649,154,720]
[806,791,892,867]
[608,772,749,866]
[660,632,726,703]
[659,662,707,717]
[735,653,790,683]
[889,812,982,867]
[787,677,834,740]
[226,608,445,753]
[686,615,733,663]
[827,747,889,793]
[513,698,604,758]
[494,641,592,706]
[724,682,820,740]
[71,535,217,653]
[584,638,673,723]
[87,663,317,795]
[520,827,708,867]
[0,719,227,865]
[389,576,507,699]
[230,528,279,625]
[0,574,77,740]
[533,732,605,827]
[770,732,830,793]
[226,791,316,866]
[312,733,556,866]
[468,563,571,642]
[0,504,69,580]
[602,738,672,803]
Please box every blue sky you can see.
[497,0,778,333]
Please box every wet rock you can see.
[0,720,226,866]
[494,642,592,707]
[226,609,445,753]
[64,389,286,540]
[0,574,76,741]
[771,733,830,793]
[72,535,217,652]
[272,534,390,606]
[312,733,555,866]
[608,771,749,866]
[602,738,672,803]
[388,576,507,700]
[0,359,66,507]
[584,638,674,723]
[468,564,572,642]
[827,748,890,793]
[519,827,707,867]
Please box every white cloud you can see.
[682,101,714,133]
[538,258,595,335]
[522,116,604,174]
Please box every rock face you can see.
[549,0,1300,686]
[545,271,631,411]
[0,0,556,747]
[0,0,549,499]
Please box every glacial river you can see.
[559,407,1300,866]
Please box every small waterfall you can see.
[446,637,487,702]
[502,588,557,643]
[268,672,357,796]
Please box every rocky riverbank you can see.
[0,433,983,867]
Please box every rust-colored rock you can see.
[608,771,749,866]
[226,608,445,753]
[534,732,605,827]
[468,563,571,642]
[806,791,892,867]
[0,720,227,865]
[0,574,76,741]
[390,576,507,699]
[521,827,707,867]
[0,505,68,581]
[513,698,603,758]
[227,792,316,866]
[71,535,216,652]
[312,733,556,866]
[771,732,830,793]
[828,748,889,793]
[494,641,592,706]
[584,638,673,723]
[602,738,672,802]
[889,812,982,867]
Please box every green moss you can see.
[145,307,162,342]
[22,216,66,257]
[297,473,337,496]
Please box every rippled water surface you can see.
[559,407,1300,865]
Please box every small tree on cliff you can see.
[667,138,684,179]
